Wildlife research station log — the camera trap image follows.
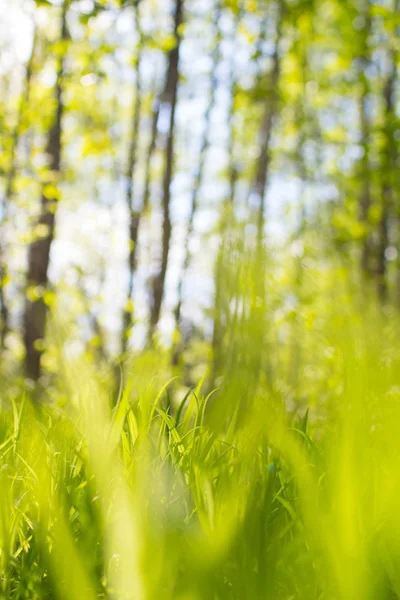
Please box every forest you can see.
[0,0,399,597]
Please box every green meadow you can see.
[1,246,400,599]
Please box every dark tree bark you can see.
[0,26,36,349]
[148,0,184,339]
[23,1,68,381]
[172,3,222,366]
[121,4,144,355]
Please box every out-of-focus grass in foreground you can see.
[1,237,400,600]
[1,308,400,600]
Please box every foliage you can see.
[0,288,399,598]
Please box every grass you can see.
[1,240,400,599]
[0,308,399,600]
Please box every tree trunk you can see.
[121,4,144,355]
[211,7,240,381]
[357,1,372,275]
[377,16,398,301]
[142,97,161,215]
[149,0,184,339]
[0,26,36,349]
[172,2,222,365]
[23,1,68,381]
[253,0,284,247]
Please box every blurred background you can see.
[0,0,398,394]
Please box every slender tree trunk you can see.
[211,7,240,381]
[358,1,372,275]
[377,196,389,300]
[121,4,144,355]
[253,0,284,247]
[359,89,372,274]
[226,13,241,213]
[377,18,398,301]
[149,0,184,339]
[0,26,36,349]
[172,3,222,365]
[23,1,68,381]
[142,97,161,215]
